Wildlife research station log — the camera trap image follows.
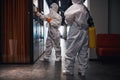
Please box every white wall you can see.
[43,0,49,50]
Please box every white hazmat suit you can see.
[36,3,62,61]
[63,0,90,76]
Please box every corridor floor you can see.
[0,39,120,80]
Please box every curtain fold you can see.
[1,0,30,63]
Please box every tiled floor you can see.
[0,39,120,80]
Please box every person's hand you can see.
[46,18,52,23]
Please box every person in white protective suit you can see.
[63,0,92,76]
[35,3,62,62]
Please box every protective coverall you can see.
[63,0,90,76]
[36,3,62,61]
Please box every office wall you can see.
[89,0,108,59]
[89,0,120,59]
[90,0,108,34]
[109,0,120,34]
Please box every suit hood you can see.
[72,0,85,4]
